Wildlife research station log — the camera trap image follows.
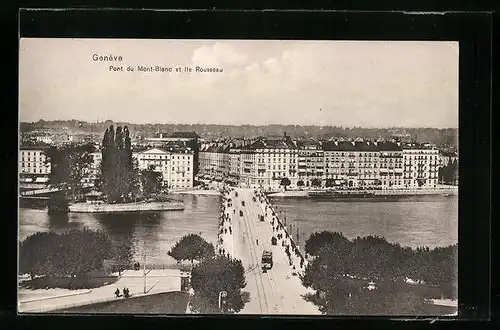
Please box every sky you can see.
[19,39,459,128]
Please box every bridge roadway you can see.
[226,188,320,315]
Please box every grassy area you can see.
[20,275,119,290]
[55,291,189,314]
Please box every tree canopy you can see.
[45,143,94,200]
[301,237,437,315]
[100,125,138,203]
[301,230,458,314]
[167,234,215,264]
[18,228,130,281]
[438,158,458,184]
[190,255,247,314]
[280,177,291,190]
[304,231,352,256]
[311,178,322,187]
[140,165,163,197]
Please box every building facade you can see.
[19,148,51,177]
[402,143,440,188]
[196,137,453,190]
[322,141,381,189]
[239,134,298,189]
[133,148,193,189]
[376,141,404,189]
[296,141,325,188]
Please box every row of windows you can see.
[21,168,49,174]
[21,163,50,168]
[20,151,44,156]
[20,157,47,162]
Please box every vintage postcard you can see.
[18,39,458,315]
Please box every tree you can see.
[297,180,305,189]
[280,177,291,191]
[19,232,61,279]
[311,178,322,188]
[304,231,352,257]
[19,228,113,281]
[190,255,247,313]
[325,178,335,188]
[45,144,94,201]
[100,125,137,203]
[301,242,432,315]
[110,238,134,276]
[168,234,215,265]
[56,228,113,280]
[140,166,163,198]
[47,193,69,214]
[350,235,395,280]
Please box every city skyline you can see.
[20,39,459,128]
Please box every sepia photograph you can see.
[18,38,459,316]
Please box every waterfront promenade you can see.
[220,187,319,315]
[19,269,182,313]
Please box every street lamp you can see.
[218,290,227,312]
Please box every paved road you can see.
[227,188,320,315]
[19,269,182,313]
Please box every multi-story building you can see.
[196,136,447,191]
[377,141,404,189]
[134,147,194,189]
[322,140,380,189]
[239,133,298,189]
[147,131,200,175]
[19,147,51,179]
[198,143,229,180]
[87,147,194,189]
[296,140,324,187]
[402,143,440,188]
[228,145,241,183]
[35,134,53,145]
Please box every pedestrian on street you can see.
[256,239,259,245]
[115,288,121,298]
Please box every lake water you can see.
[18,194,457,264]
[269,195,458,249]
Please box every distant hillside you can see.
[20,120,458,148]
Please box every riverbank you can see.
[68,201,185,213]
[267,187,458,198]
[170,189,221,196]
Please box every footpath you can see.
[19,269,182,313]
[216,188,236,259]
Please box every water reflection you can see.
[19,195,221,264]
